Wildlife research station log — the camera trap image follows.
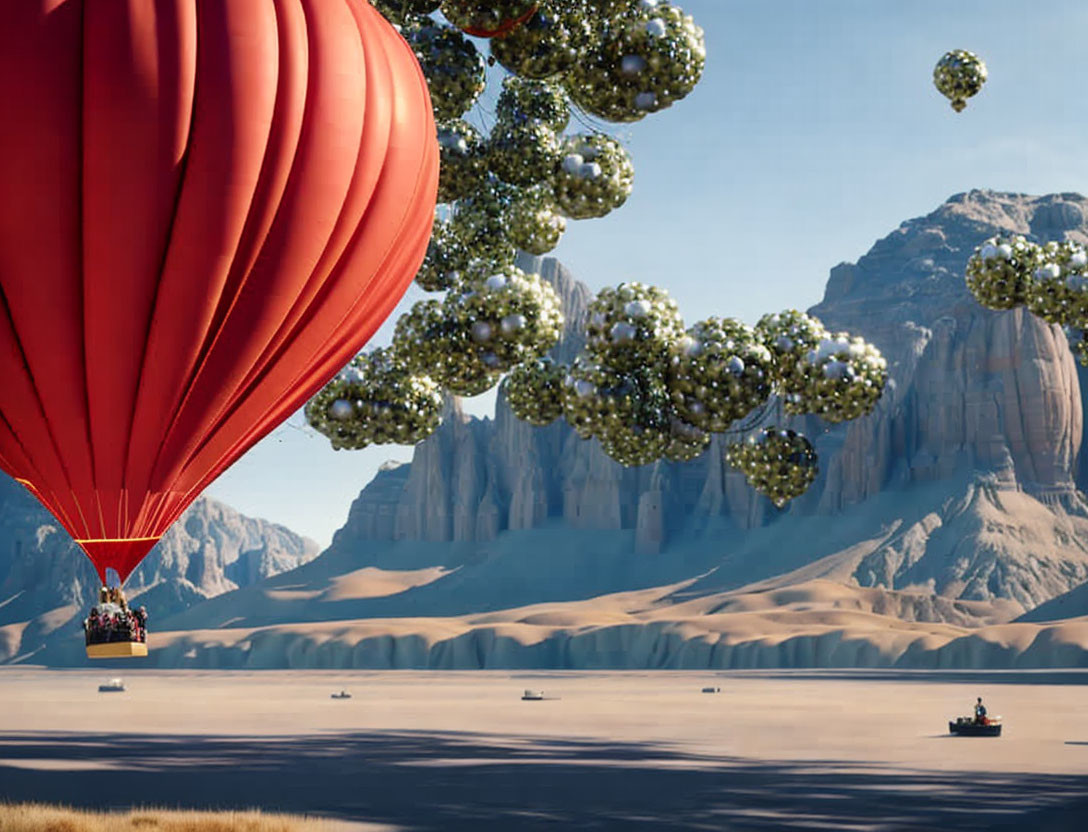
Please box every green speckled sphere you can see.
[505,357,568,425]
[437,119,488,203]
[663,417,710,462]
[584,282,683,372]
[553,133,634,220]
[305,347,444,449]
[403,20,486,120]
[668,317,773,433]
[439,0,537,37]
[495,76,570,132]
[726,427,819,508]
[965,235,1039,311]
[449,180,517,268]
[1025,240,1088,326]
[371,0,440,26]
[508,185,566,255]
[566,2,706,123]
[415,216,471,292]
[778,332,888,423]
[754,310,829,385]
[490,2,592,80]
[446,264,564,371]
[933,49,987,112]
[487,121,561,187]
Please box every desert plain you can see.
[0,669,1087,830]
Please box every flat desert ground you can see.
[1,669,1087,831]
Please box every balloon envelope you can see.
[0,0,438,583]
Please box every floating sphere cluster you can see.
[487,121,561,187]
[446,265,564,371]
[505,357,569,426]
[553,134,635,220]
[726,427,819,508]
[933,49,987,112]
[1025,241,1088,327]
[754,310,829,382]
[449,181,518,267]
[780,333,888,423]
[403,21,486,120]
[490,4,589,80]
[371,0,440,26]
[508,185,567,255]
[439,0,539,38]
[416,217,471,292]
[305,348,443,450]
[495,76,571,132]
[584,282,683,371]
[965,235,1039,311]
[668,318,773,432]
[567,2,706,123]
[437,119,488,203]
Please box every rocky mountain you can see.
[17,189,1088,669]
[0,472,319,663]
[331,190,1088,613]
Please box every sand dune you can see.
[138,578,1088,670]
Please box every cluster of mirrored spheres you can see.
[933,49,987,112]
[307,1,892,507]
[966,235,1088,364]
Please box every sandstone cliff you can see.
[330,191,1088,613]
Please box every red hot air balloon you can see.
[0,1,438,613]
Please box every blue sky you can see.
[207,0,1088,546]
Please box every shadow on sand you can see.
[1,730,1086,831]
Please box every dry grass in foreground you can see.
[0,803,330,832]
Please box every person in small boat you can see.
[974,697,987,723]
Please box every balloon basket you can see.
[87,641,148,659]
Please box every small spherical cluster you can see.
[553,134,634,220]
[495,76,571,132]
[439,0,538,38]
[437,119,487,203]
[393,299,502,396]
[663,417,710,463]
[933,49,987,112]
[403,21,486,120]
[487,121,561,187]
[445,265,564,371]
[584,282,684,372]
[726,427,819,507]
[305,348,444,449]
[566,365,673,466]
[599,415,671,467]
[508,185,566,254]
[965,235,1039,311]
[563,359,666,441]
[504,357,568,425]
[779,333,888,423]
[754,310,829,384]
[668,318,773,433]
[449,181,517,268]
[566,2,706,123]
[371,0,440,26]
[490,3,590,80]
[415,217,471,292]
[1025,241,1088,327]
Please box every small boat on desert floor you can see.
[949,716,1002,736]
[98,678,125,693]
[330,691,352,699]
[521,689,545,700]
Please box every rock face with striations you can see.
[332,192,1088,611]
[0,472,319,662]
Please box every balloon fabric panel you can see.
[0,0,438,583]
